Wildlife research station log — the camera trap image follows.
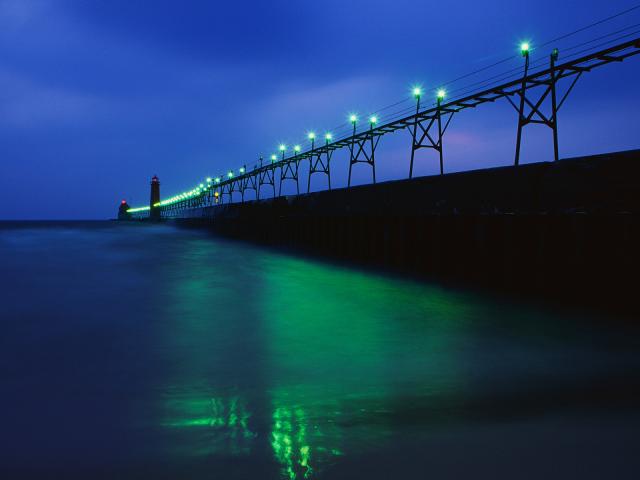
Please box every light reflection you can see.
[157,236,266,460]
[259,254,470,478]
[271,404,342,480]
[156,234,472,476]
[163,395,255,456]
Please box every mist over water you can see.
[1,222,639,479]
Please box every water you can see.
[1,221,639,479]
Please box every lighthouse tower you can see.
[117,200,131,220]
[150,175,161,221]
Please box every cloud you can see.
[250,75,391,138]
[0,0,49,30]
[0,69,111,129]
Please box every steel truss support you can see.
[307,146,333,193]
[409,99,454,178]
[258,158,276,199]
[279,154,300,196]
[198,189,209,208]
[348,125,381,187]
[230,178,242,202]
[205,187,215,207]
[221,179,241,204]
[220,183,231,204]
[510,49,581,165]
[239,165,258,202]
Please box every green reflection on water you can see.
[162,395,255,456]
[261,253,469,393]
[260,254,471,478]
[156,234,473,477]
[270,402,344,480]
[271,406,310,479]
[158,238,260,458]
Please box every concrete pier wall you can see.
[170,150,640,314]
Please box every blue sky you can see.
[1,0,639,219]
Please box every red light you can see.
[121,200,126,204]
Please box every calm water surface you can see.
[1,221,639,479]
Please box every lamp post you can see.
[278,144,286,196]
[550,48,559,162]
[293,145,301,194]
[256,156,263,200]
[348,114,357,186]
[239,166,246,201]
[409,86,422,178]
[515,42,530,166]
[436,89,446,175]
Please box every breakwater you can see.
[166,150,639,314]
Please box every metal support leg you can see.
[308,146,332,193]
[258,158,277,199]
[409,98,420,179]
[279,158,299,196]
[348,123,357,187]
[370,130,377,183]
[348,130,380,186]
[514,52,530,166]
[408,107,454,177]
[506,48,578,166]
[437,99,444,175]
[550,52,560,162]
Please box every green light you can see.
[199,183,204,188]
[271,154,277,161]
[437,89,446,100]
[228,171,233,178]
[369,115,378,125]
[215,177,220,183]
[279,144,286,152]
[239,167,245,173]
[126,205,151,213]
[413,86,422,98]
[308,132,315,140]
[521,42,530,56]
[325,133,332,141]
[206,177,212,182]
[349,114,357,124]
[294,145,301,153]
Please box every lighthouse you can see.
[117,200,131,220]
[150,175,161,221]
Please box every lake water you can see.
[1,221,639,479]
